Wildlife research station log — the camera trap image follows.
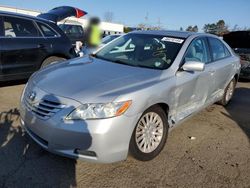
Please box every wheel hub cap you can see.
[135,112,164,153]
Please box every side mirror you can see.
[182,61,205,72]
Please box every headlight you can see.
[21,83,28,101]
[66,100,132,120]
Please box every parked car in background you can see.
[81,34,122,56]
[59,24,85,45]
[0,6,86,82]
[100,34,121,46]
[223,31,250,79]
[20,31,240,163]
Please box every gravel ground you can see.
[0,81,249,188]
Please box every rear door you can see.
[1,15,45,76]
[207,37,234,99]
[173,37,213,122]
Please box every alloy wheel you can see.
[135,112,164,153]
[225,80,235,102]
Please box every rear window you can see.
[208,37,231,61]
[59,24,84,38]
[3,16,40,37]
[37,22,58,37]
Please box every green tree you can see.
[186,25,198,32]
[203,20,229,36]
[193,25,198,32]
[186,25,193,32]
[203,23,217,34]
[216,20,228,35]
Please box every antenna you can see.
[145,12,149,23]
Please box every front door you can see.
[172,37,213,123]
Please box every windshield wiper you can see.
[135,64,163,70]
[90,55,131,66]
[92,54,162,70]
[112,59,132,66]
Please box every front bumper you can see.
[20,85,141,163]
[20,114,139,163]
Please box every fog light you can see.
[74,149,96,157]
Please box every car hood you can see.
[37,6,87,23]
[32,56,162,103]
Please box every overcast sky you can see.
[1,0,250,31]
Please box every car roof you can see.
[131,30,210,39]
[0,11,50,23]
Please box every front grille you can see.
[24,97,65,120]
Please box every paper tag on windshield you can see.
[161,37,184,44]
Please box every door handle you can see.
[208,70,215,74]
[37,44,45,48]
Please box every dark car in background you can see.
[99,34,121,48]
[0,6,87,82]
[101,34,121,45]
[223,31,250,79]
[59,24,85,45]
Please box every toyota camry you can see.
[20,30,240,163]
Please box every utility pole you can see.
[157,17,162,29]
[145,12,149,23]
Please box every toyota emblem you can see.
[28,91,36,101]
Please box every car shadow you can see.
[221,86,250,140]
[0,106,82,187]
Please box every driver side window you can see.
[184,38,210,64]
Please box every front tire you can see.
[129,105,169,161]
[41,56,66,68]
[219,78,236,106]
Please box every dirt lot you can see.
[0,81,249,188]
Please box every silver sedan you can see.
[20,30,240,163]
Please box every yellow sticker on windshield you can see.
[161,37,184,44]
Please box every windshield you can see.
[102,35,120,44]
[95,33,184,70]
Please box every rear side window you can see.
[37,22,58,37]
[208,37,231,61]
[3,16,39,37]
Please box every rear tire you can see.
[219,78,236,106]
[41,56,66,68]
[129,105,169,161]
